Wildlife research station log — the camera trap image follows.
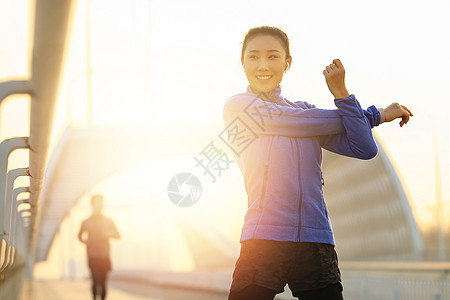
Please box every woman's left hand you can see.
[384,103,413,127]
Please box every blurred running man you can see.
[78,194,120,300]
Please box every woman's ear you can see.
[286,56,293,71]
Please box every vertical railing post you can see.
[0,168,29,272]
[14,199,31,248]
[7,187,30,269]
[0,139,29,273]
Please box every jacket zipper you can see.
[260,137,274,209]
[259,165,269,209]
[296,140,302,241]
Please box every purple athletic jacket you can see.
[223,86,380,245]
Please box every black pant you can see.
[90,268,108,300]
[88,257,111,300]
[228,283,343,300]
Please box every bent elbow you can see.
[360,143,378,160]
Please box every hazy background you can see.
[1,0,449,278]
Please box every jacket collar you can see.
[246,85,284,104]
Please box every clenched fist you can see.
[323,59,350,99]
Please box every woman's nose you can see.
[257,58,269,70]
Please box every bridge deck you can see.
[21,278,231,300]
[21,279,150,300]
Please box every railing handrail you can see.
[26,0,76,275]
[340,260,450,272]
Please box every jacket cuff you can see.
[366,105,381,127]
[334,94,355,101]
[378,108,386,123]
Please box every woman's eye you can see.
[269,55,280,59]
[249,55,258,59]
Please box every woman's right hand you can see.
[323,59,350,99]
[384,103,413,127]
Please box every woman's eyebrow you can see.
[248,49,281,53]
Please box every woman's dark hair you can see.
[241,26,291,63]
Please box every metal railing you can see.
[341,261,450,300]
[0,0,75,299]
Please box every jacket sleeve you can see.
[319,97,378,159]
[298,101,381,129]
[223,93,381,139]
[224,94,344,138]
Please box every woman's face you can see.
[242,35,291,94]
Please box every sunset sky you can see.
[1,0,449,277]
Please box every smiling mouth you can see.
[256,75,272,80]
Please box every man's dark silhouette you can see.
[78,194,120,300]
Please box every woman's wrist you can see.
[333,91,350,99]
[377,108,386,123]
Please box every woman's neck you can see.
[247,85,282,102]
